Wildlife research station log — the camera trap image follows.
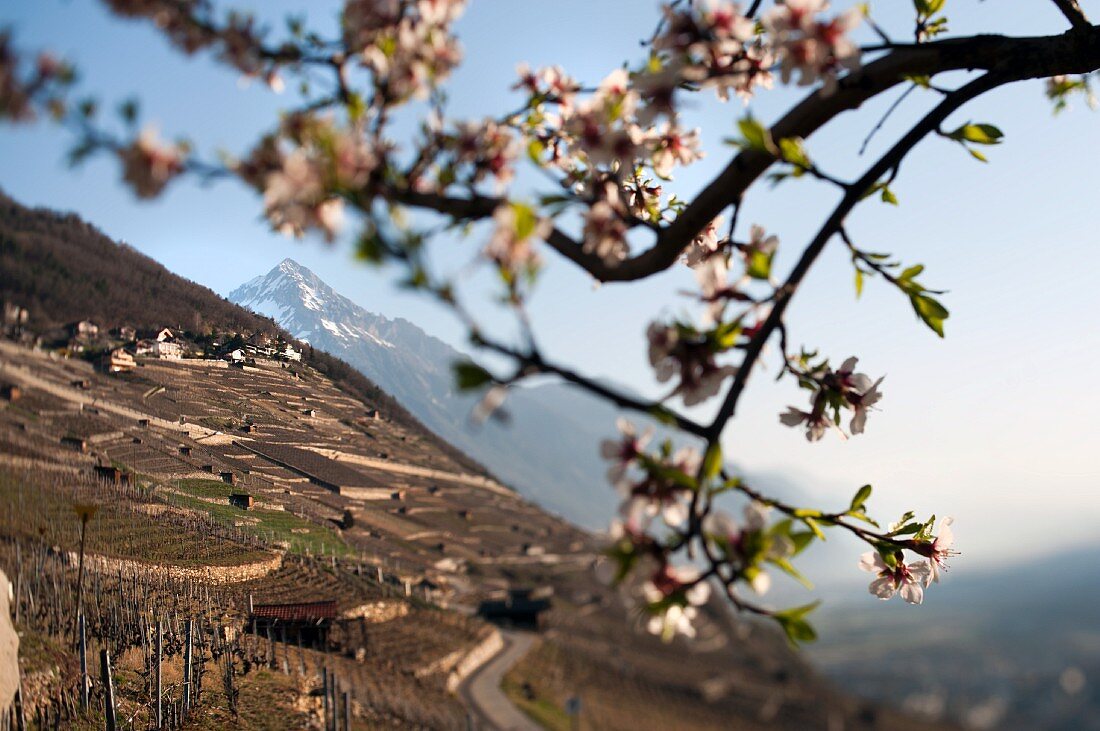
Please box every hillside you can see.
[0,331,932,730]
[0,193,942,729]
[0,190,489,478]
[231,258,643,526]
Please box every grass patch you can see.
[502,675,571,730]
[0,468,269,567]
[165,479,349,557]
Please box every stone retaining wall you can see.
[446,628,504,693]
[62,550,283,585]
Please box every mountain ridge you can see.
[230,258,629,526]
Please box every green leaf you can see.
[854,268,864,299]
[452,360,494,391]
[769,557,814,590]
[747,249,772,280]
[526,138,545,165]
[778,136,811,170]
[702,443,723,482]
[802,516,826,541]
[968,147,988,163]
[510,202,540,240]
[776,615,817,646]
[910,294,950,337]
[889,522,921,536]
[847,511,880,527]
[647,405,676,426]
[880,186,899,205]
[950,123,1004,145]
[849,484,873,512]
[713,318,744,350]
[898,265,924,281]
[774,600,821,646]
[737,116,773,153]
[708,477,742,497]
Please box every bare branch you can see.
[1051,0,1091,29]
[471,331,711,439]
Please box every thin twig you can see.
[704,72,1007,441]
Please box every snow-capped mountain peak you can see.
[228,259,394,347]
[228,258,629,528]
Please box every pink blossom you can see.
[650,123,703,178]
[682,216,725,269]
[118,126,186,199]
[599,417,653,487]
[582,200,629,266]
[859,552,932,605]
[778,406,831,441]
[647,322,737,406]
[913,517,957,585]
[485,202,548,276]
[763,0,861,90]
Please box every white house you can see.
[282,343,302,362]
[155,327,175,342]
[152,340,183,360]
[225,348,246,363]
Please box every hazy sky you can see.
[2,1,1098,575]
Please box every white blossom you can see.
[859,551,932,605]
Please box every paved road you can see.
[459,631,539,731]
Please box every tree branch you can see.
[471,331,710,439]
[1051,0,1091,29]
[704,72,1008,440]
[561,25,1100,283]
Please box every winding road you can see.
[459,630,539,731]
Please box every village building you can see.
[247,332,273,348]
[152,340,183,360]
[66,320,99,340]
[2,302,28,336]
[155,327,175,342]
[225,348,246,363]
[99,347,136,374]
[113,326,136,342]
[281,343,302,362]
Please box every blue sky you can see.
[2,1,1098,575]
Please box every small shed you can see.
[220,471,237,486]
[178,445,193,456]
[0,384,20,402]
[250,600,337,644]
[477,589,551,632]
[60,436,87,453]
[228,493,254,510]
[93,465,123,484]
